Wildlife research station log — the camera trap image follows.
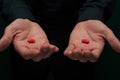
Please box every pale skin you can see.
[64,20,120,62]
[0,19,120,62]
[0,19,59,62]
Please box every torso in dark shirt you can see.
[22,0,113,48]
[24,0,87,48]
[25,0,86,24]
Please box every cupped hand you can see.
[64,20,120,63]
[0,19,59,62]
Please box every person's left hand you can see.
[64,20,120,63]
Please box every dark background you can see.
[0,0,120,80]
[95,0,120,80]
[0,18,11,80]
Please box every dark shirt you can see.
[1,0,115,24]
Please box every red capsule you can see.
[81,38,89,44]
[27,38,35,43]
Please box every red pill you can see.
[27,38,35,43]
[81,38,89,44]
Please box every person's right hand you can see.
[0,19,59,62]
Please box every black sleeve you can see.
[78,0,115,22]
[2,0,35,23]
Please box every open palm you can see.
[64,20,120,62]
[0,19,59,62]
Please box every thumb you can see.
[0,27,15,51]
[104,28,120,53]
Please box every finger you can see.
[85,49,102,62]
[64,44,76,60]
[32,43,50,62]
[42,44,59,59]
[14,43,40,60]
[54,46,59,52]
[64,44,74,56]
[0,27,15,51]
[16,48,34,60]
[104,28,120,53]
[78,58,88,63]
[32,54,42,62]
[68,49,79,60]
[25,48,40,60]
[40,43,51,57]
[77,48,88,63]
[65,47,87,62]
[32,49,48,61]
